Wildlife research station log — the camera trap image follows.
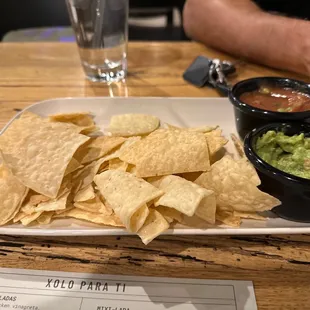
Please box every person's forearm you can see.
[183,0,310,75]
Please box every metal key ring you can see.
[208,59,232,96]
[209,59,228,86]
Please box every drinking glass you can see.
[66,0,128,82]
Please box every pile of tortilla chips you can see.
[0,112,281,244]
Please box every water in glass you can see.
[66,0,128,82]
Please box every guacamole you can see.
[255,130,310,179]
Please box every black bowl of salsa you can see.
[244,122,310,222]
[229,77,310,139]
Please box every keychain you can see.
[183,56,237,96]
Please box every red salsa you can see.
[239,86,310,112]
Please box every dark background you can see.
[0,0,308,41]
[254,0,310,20]
[0,0,187,41]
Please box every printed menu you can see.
[0,268,257,310]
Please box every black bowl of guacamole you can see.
[244,122,310,222]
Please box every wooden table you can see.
[1,42,310,310]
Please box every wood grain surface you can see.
[1,42,310,310]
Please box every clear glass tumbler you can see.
[66,0,128,82]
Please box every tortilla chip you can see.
[37,212,54,225]
[230,133,245,158]
[74,184,95,202]
[49,112,94,127]
[50,111,99,135]
[154,175,206,216]
[54,205,75,216]
[0,112,89,198]
[239,158,261,186]
[94,170,163,232]
[0,112,81,148]
[65,157,83,176]
[97,163,108,175]
[74,195,112,215]
[71,157,106,191]
[99,136,141,164]
[96,193,114,215]
[126,164,137,175]
[109,158,128,171]
[120,129,210,177]
[64,208,124,227]
[90,137,142,175]
[20,211,43,226]
[0,164,28,226]
[13,211,27,223]
[80,125,100,135]
[21,202,36,215]
[8,188,30,224]
[57,172,74,198]
[130,204,150,232]
[34,192,69,213]
[74,200,101,213]
[146,176,164,188]
[0,112,59,154]
[108,114,160,136]
[216,210,241,227]
[205,129,228,156]
[233,211,266,220]
[137,209,169,245]
[154,206,182,223]
[75,136,126,164]
[29,193,50,205]
[179,214,213,229]
[166,123,217,133]
[195,155,280,212]
[177,172,202,182]
[195,189,216,224]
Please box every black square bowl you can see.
[244,122,310,222]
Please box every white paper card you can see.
[0,268,257,310]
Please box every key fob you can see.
[183,56,212,88]
[183,56,236,88]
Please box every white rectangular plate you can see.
[1,97,310,236]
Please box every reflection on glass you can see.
[108,79,128,97]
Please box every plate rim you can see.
[1,226,310,236]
